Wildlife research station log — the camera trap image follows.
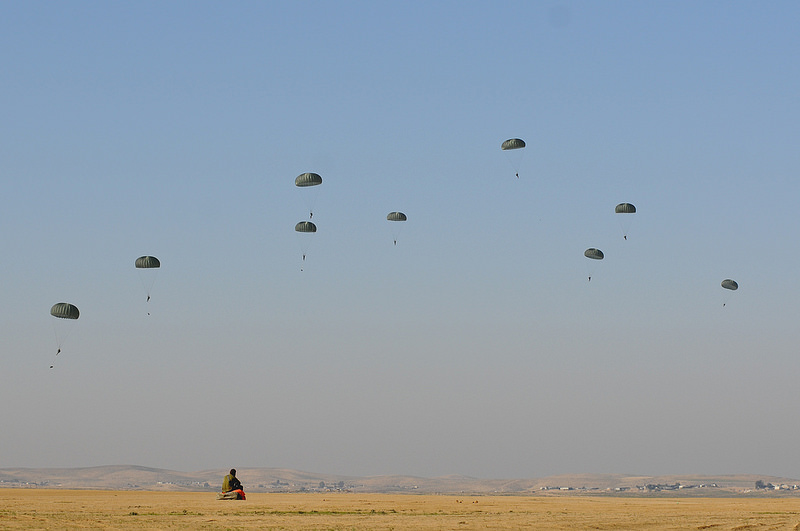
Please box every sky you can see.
[2,1,799,480]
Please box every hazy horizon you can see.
[2,1,799,480]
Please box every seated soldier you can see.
[219,468,245,500]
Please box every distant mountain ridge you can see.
[1,466,798,495]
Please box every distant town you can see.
[3,477,800,495]
[540,481,800,493]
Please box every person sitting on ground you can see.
[218,468,245,500]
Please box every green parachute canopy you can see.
[584,248,604,260]
[386,212,407,222]
[135,256,161,268]
[51,302,79,320]
[295,173,323,187]
[501,138,526,150]
[615,203,636,214]
[721,279,738,291]
[295,221,317,233]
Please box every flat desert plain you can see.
[2,490,800,530]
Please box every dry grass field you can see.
[2,489,800,530]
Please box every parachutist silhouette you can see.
[394,240,397,246]
[146,295,150,302]
[57,348,61,355]
[588,276,591,282]
[309,212,313,219]
[302,254,306,261]
[516,172,519,178]
[623,235,627,240]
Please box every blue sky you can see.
[2,1,799,479]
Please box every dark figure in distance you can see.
[222,469,245,500]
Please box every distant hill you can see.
[1,466,798,495]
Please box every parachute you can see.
[386,212,407,222]
[615,203,636,214]
[295,172,322,219]
[501,139,526,150]
[386,212,407,245]
[50,303,79,368]
[584,248,604,260]
[135,255,160,268]
[51,302,80,320]
[501,138,526,178]
[135,255,161,308]
[584,248,604,282]
[721,278,738,307]
[295,221,317,233]
[295,221,317,269]
[614,203,637,240]
[295,173,322,187]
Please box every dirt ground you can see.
[2,489,800,530]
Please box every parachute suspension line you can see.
[506,152,526,179]
[137,269,159,304]
[137,269,158,315]
[50,319,73,369]
[51,321,61,369]
[51,319,73,350]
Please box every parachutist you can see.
[588,276,591,282]
[387,212,407,246]
[309,212,313,219]
[136,256,160,305]
[57,348,61,355]
[302,254,306,261]
[501,139,525,178]
[623,235,627,240]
